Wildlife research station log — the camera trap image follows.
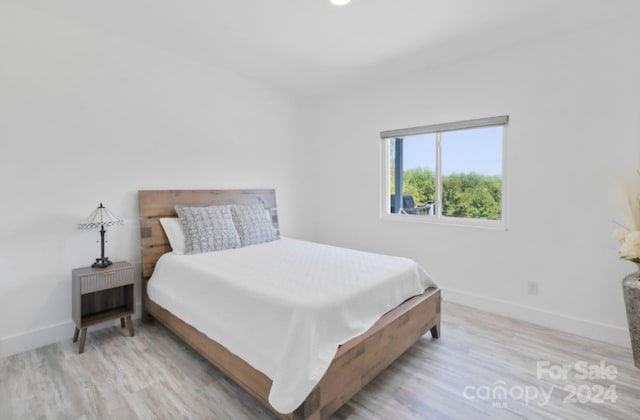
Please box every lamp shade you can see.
[78,203,123,229]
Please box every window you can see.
[381,116,508,228]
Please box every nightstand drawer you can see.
[80,266,134,294]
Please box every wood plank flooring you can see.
[2,302,639,419]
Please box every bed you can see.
[138,189,441,419]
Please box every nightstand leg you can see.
[126,315,134,337]
[120,317,125,328]
[73,327,80,343]
[78,328,88,354]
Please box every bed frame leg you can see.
[141,279,155,324]
[430,323,440,339]
[430,310,441,339]
[141,310,154,324]
[430,296,441,339]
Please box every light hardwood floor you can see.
[2,302,639,419]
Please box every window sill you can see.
[381,213,507,231]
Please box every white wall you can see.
[311,17,640,347]
[0,3,314,357]
[2,2,639,359]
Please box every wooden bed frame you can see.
[138,189,441,419]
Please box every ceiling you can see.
[12,0,640,96]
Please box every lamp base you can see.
[91,257,113,268]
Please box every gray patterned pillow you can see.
[175,205,241,254]
[230,204,279,246]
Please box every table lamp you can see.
[78,203,123,268]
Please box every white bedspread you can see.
[147,237,436,413]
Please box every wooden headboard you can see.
[138,189,278,280]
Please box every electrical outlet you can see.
[527,281,539,296]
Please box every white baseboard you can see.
[443,287,631,349]
[2,294,631,358]
[0,302,142,359]
[0,320,76,359]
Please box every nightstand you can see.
[72,261,135,353]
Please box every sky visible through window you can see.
[402,126,502,176]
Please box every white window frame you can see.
[380,116,508,230]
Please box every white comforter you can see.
[148,237,436,413]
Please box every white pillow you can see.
[159,217,186,254]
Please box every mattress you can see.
[147,237,436,413]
